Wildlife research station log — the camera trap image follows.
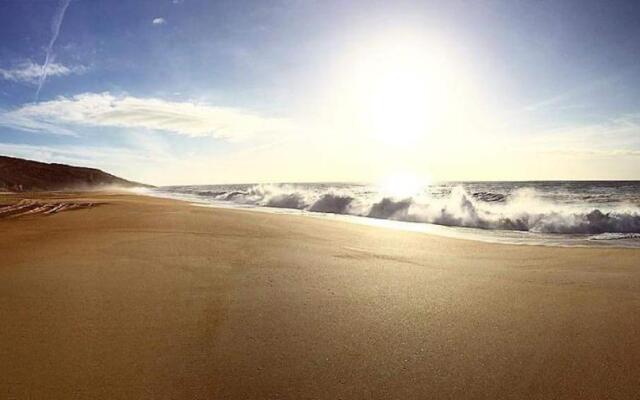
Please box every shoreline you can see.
[2,192,640,399]
[145,189,640,249]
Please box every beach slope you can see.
[1,193,639,399]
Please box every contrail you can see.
[35,0,72,101]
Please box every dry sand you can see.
[1,192,639,399]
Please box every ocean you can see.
[148,181,640,248]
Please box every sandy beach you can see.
[1,192,639,399]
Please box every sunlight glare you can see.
[378,173,430,198]
[348,33,463,146]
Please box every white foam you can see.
[149,183,640,248]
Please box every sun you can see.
[344,33,464,147]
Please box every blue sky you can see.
[1,0,639,184]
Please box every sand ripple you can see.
[0,199,97,219]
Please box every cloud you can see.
[0,107,78,136]
[36,0,73,100]
[530,114,640,150]
[0,142,156,165]
[541,148,640,158]
[521,75,621,113]
[0,60,86,84]
[0,92,293,140]
[152,17,166,25]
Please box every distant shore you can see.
[1,192,640,399]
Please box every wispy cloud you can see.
[504,113,640,163]
[152,17,166,25]
[0,60,86,84]
[521,74,623,113]
[0,142,156,165]
[542,148,640,158]
[0,92,293,140]
[532,114,640,147]
[36,0,72,100]
[0,106,78,136]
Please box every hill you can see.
[0,155,151,192]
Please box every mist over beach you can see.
[2,0,640,399]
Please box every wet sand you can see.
[1,192,639,399]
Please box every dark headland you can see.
[0,155,151,192]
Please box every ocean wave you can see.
[309,194,354,214]
[161,183,640,236]
[266,193,306,209]
[589,233,640,241]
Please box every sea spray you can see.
[155,181,640,237]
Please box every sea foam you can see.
[154,181,640,240]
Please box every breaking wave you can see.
[159,183,640,236]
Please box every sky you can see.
[1,0,640,185]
